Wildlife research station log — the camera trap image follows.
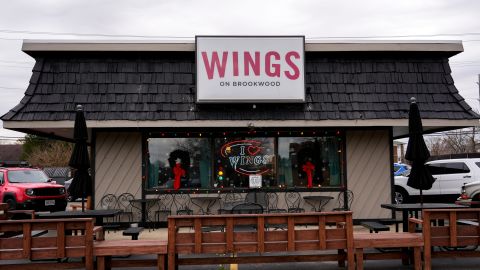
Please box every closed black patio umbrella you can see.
[405,97,435,204]
[67,105,92,212]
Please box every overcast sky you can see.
[0,0,479,140]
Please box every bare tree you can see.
[426,127,480,156]
[25,140,73,167]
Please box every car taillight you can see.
[459,184,470,200]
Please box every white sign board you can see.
[196,36,305,103]
[249,174,262,188]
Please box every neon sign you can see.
[220,140,274,176]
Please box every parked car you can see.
[393,163,410,176]
[63,178,85,202]
[459,180,480,201]
[64,178,75,202]
[394,158,480,204]
[0,167,67,211]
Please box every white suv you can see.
[394,158,480,204]
[461,180,480,201]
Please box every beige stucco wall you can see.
[94,131,142,209]
[92,129,393,219]
[346,129,392,219]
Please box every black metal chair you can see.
[154,193,174,226]
[116,193,135,223]
[332,190,354,211]
[245,191,267,210]
[264,192,287,230]
[264,192,286,213]
[285,191,305,213]
[174,194,194,215]
[218,192,244,214]
[99,194,120,231]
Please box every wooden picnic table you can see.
[381,203,468,232]
[36,209,122,226]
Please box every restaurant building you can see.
[2,37,478,219]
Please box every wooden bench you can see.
[122,226,144,240]
[360,221,390,233]
[0,217,166,270]
[354,232,423,269]
[408,208,480,270]
[94,239,167,270]
[168,211,355,270]
[0,218,96,270]
[0,203,35,221]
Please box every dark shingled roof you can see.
[2,51,478,122]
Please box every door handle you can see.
[463,175,472,178]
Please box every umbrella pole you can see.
[81,184,85,212]
[420,189,423,205]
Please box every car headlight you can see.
[59,188,66,195]
[25,189,34,196]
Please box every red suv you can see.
[0,167,67,211]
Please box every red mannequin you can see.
[302,161,315,188]
[173,162,186,190]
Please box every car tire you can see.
[4,198,17,210]
[394,188,409,204]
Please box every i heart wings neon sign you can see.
[220,140,274,176]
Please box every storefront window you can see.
[214,137,276,188]
[147,138,212,189]
[146,132,343,191]
[278,137,342,187]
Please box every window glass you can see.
[426,164,444,175]
[146,132,344,191]
[7,170,50,183]
[278,137,342,187]
[213,137,276,189]
[147,138,212,190]
[442,163,470,174]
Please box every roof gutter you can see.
[21,39,463,55]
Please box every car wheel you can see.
[5,198,17,210]
[394,188,408,204]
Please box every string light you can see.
[147,129,342,138]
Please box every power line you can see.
[0,64,32,69]
[0,86,24,90]
[0,29,191,39]
[0,60,33,64]
[308,33,480,39]
[0,28,480,40]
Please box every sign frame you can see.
[195,35,306,103]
